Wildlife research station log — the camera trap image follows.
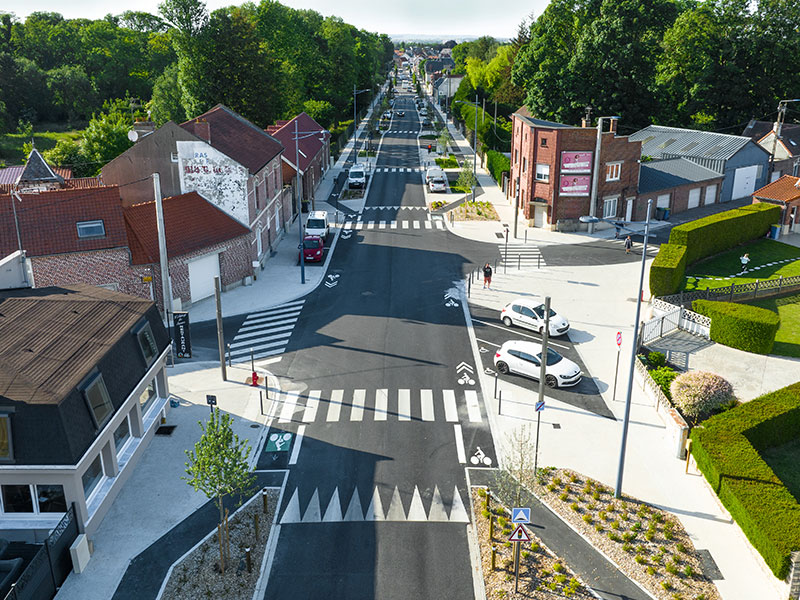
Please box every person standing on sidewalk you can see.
[624,235,633,254]
[483,263,493,289]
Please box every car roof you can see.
[504,298,543,309]
[501,339,542,353]
[308,211,327,219]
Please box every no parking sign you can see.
[616,331,622,347]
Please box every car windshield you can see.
[542,348,563,366]
[534,305,557,318]
[303,239,321,249]
[350,170,364,178]
[432,178,445,185]
[307,219,325,229]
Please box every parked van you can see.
[348,165,366,189]
[305,211,329,240]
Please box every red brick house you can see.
[752,175,800,235]
[268,112,330,212]
[636,158,724,220]
[509,107,642,230]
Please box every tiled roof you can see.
[123,191,251,265]
[0,187,128,258]
[180,105,284,174]
[0,285,154,405]
[629,125,757,161]
[269,112,329,174]
[743,121,800,157]
[638,158,723,194]
[752,175,800,203]
[64,177,105,189]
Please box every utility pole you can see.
[769,99,800,179]
[295,119,306,285]
[10,190,28,286]
[153,173,172,326]
[588,116,619,234]
[214,276,226,382]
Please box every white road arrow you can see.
[456,362,474,374]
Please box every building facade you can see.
[752,175,800,235]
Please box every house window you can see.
[603,197,618,219]
[76,220,105,239]
[82,372,114,429]
[139,380,156,414]
[535,164,550,182]
[522,157,527,173]
[113,416,131,453]
[134,321,158,366]
[0,414,11,460]
[2,485,33,512]
[540,138,548,147]
[606,162,622,181]
[36,485,67,513]
[170,152,179,163]
[82,454,103,499]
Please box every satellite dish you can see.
[127,130,139,142]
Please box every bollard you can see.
[227,344,231,368]
[538,255,541,269]
[486,487,491,511]
[489,514,494,540]
[494,259,498,271]
[524,230,528,244]
[467,275,471,298]
[245,547,252,573]
[491,546,497,570]
[499,390,503,415]
[494,373,498,399]
[262,488,269,513]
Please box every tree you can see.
[148,62,186,125]
[46,64,96,122]
[183,408,256,558]
[303,99,335,129]
[42,138,92,176]
[80,98,144,174]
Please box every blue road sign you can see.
[535,400,545,412]
[512,507,530,524]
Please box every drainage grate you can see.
[696,549,723,580]
[155,425,177,436]
[495,232,505,239]
[250,423,260,428]
[552,423,561,430]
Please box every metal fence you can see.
[660,274,800,309]
[4,505,79,600]
[640,306,681,345]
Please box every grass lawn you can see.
[435,156,458,168]
[744,292,800,358]
[0,124,84,166]
[761,436,800,503]
[683,239,800,290]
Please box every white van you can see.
[348,165,366,189]
[305,211,329,240]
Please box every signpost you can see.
[173,311,192,358]
[612,331,622,402]
[206,394,217,414]
[511,507,530,524]
[508,524,531,591]
[534,399,545,475]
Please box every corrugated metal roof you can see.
[638,158,723,194]
[629,125,757,161]
[513,106,571,129]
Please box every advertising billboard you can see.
[561,151,593,173]
[559,175,591,196]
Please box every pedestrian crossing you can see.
[361,205,427,210]
[373,167,425,173]
[268,388,484,424]
[497,243,547,268]
[607,237,660,256]
[228,299,304,362]
[386,130,420,134]
[343,219,445,231]
[279,484,470,524]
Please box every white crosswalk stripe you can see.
[343,220,446,231]
[229,299,304,361]
[498,243,547,268]
[375,168,425,173]
[606,237,660,255]
[270,388,484,424]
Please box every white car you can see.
[348,165,366,189]
[500,298,570,337]
[494,340,582,388]
[425,166,445,184]
[428,177,447,193]
[382,111,392,120]
[305,211,329,240]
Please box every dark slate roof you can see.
[742,120,800,158]
[123,191,250,265]
[629,125,758,161]
[180,105,284,174]
[17,148,64,185]
[513,106,571,129]
[269,112,329,174]
[0,285,155,405]
[0,165,71,186]
[638,158,723,194]
[424,58,455,73]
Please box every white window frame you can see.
[76,220,106,239]
[606,162,622,182]
[603,197,618,219]
[82,453,105,502]
[535,164,549,182]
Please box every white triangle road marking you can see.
[449,486,469,523]
[428,486,449,522]
[322,487,342,522]
[407,486,427,521]
[366,487,385,521]
[386,487,406,521]
[343,489,363,521]
[280,488,301,524]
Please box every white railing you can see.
[649,299,710,340]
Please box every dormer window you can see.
[81,372,114,429]
[134,321,158,366]
[77,220,106,239]
[0,412,12,461]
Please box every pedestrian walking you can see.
[624,235,632,254]
[740,253,750,271]
[483,263,492,289]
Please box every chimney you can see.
[581,118,590,128]
[609,118,619,134]
[194,119,211,143]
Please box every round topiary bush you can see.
[670,371,735,423]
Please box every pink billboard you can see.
[561,151,593,173]
[559,175,591,196]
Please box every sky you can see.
[8,0,551,39]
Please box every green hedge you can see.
[690,382,800,579]
[649,243,687,296]
[485,150,510,184]
[692,299,779,354]
[668,203,779,266]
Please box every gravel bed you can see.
[161,488,280,600]
[471,488,595,599]
[533,468,720,600]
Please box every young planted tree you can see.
[494,425,537,507]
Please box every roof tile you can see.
[752,175,800,203]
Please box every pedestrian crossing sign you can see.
[508,525,531,543]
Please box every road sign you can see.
[616,331,622,347]
[512,508,530,524]
[535,400,545,412]
[206,395,217,406]
[265,432,293,452]
[508,525,531,543]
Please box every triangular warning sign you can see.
[508,524,531,543]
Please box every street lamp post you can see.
[769,99,800,178]
[353,84,371,165]
[454,94,480,196]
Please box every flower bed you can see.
[534,468,720,600]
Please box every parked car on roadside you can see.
[425,166,445,184]
[305,211,329,240]
[421,118,432,128]
[494,340,582,388]
[500,298,570,336]
[300,235,324,263]
[428,177,447,193]
[348,165,366,189]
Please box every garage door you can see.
[704,184,717,205]
[188,253,220,303]
[657,194,670,209]
[687,188,701,209]
[732,165,759,199]
[534,204,546,228]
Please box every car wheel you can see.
[496,361,510,375]
[538,325,545,335]
[545,375,558,389]
[502,317,512,327]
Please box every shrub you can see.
[650,366,679,399]
[647,351,666,368]
[553,562,565,573]
[485,149,510,184]
[650,243,687,296]
[646,566,656,575]
[670,371,735,424]
[693,299,779,354]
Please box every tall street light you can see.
[454,93,479,195]
[581,198,653,499]
[353,84,371,165]
[293,119,330,285]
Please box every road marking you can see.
[230,328,292,347]
[391,220,397,228]
[366,222,374,229]
[475,337,501,348]
[238,314,299,330]
[465,390,481,422]
[398,388,411,420]
[289,424,305,465]
[374,389,388,421]
[425,221,432,229]
[413,221,420,229]
[327,389,343,422]
[351,389,365,421]
[435,221,444,229]
[470,318,570,349]
[402,221,409,229]
[355,222,363,230]
[443,389,458,422]
[420,389,434,421]
[279,391,298,423]
[379,221,386,229]
[454,424,466,464]
[302,390,320,422]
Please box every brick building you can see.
[752,175,800,235]
[636,158,724,220]
[509,107,642,230]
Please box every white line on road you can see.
[327,389,343,422]
[465,390,482,422]
[470,319,570,349]
[279,391,298,423]
[374,389,388,421]
[302,390,320,422]
[420,389,434,421]
[475,338,500,348]
[454,424,466,464]
[351,389,365,421]
[289,425,305,465]
[398,389,411,420]
[443,389,458,422]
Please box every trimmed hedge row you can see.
[690,382,800,580]
[668,202,779,265]
[649,243,687,297]
[692,299,779,354]
[485,149,510,185]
